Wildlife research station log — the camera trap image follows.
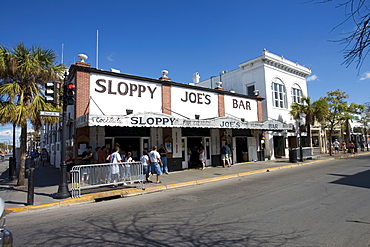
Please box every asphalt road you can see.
[7,155,370,247]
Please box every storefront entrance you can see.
[114,137,141,160]
[235,137,248,163]
[273,136,285,158]
[187,137,204,168]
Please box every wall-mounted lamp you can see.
[126,109,133,115]
[253,90,260,96]
[241,118,245,122]
[195,115,200,120]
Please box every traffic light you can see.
[45,82,57,104]
[65,83,75,105]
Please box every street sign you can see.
[39,111,61,117]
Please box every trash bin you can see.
[257,150,265,161]
[289,149,297,163]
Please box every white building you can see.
[42,56,293,169]
[196,50,311,159]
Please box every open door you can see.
[181,137,188,169]
[203,137,211,166]
[247,137,258,161]
[141,137,150,156]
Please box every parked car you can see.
[0,198,12,246]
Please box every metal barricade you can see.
[296,147,320,160]
[71,161,144,198]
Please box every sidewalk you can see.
[1,151,368,213]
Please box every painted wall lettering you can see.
[232,99,251,110]
[181,91,211,104]
[131,117,177,126]
[219,121,241,128]
[95,79,157,99]
[268,124,278,129]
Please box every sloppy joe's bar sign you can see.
[89,74,162,115]
[76,113,292,130]
[90,74,258,120]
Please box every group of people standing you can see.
[29,148,49,168]
[72,143,170,185]
[332,139,364,154]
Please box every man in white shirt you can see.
[149,146,163,183]
[333,139,340,154]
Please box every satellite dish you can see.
[78,54,88,62]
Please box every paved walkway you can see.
[1,151,369,213]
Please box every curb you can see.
[4,152,366,214]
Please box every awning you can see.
[76,112,292,131]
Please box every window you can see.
[247,84,255,96]
[272,79,286,108]
[292,87,302,104]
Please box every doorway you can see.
[187,137,204,168]
[114,138,141,160]
[235,137,248,163]
[273,136,285,158]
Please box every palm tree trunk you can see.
[17,125,27,186]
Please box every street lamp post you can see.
[55,75,71,199]
[298,113,303,162]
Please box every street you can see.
[7,155,370,247]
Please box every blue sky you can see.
[1,0,370,144]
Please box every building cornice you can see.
[239,50,311,77]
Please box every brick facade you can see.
[161,84,171,115]
[75,62,91,119]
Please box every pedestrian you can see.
[221,144,231,168]
[0,150,5,162]
[41,148,49,167]
[81,146,93,184]
[140,150,152,183]
[109,147,122,185]
[81,146,93,164]
[228,144,233,165]
[199,148,206,170]
[149,146,163,183]
[333,139,340,154]
[360,140,365,152]
[34,149,40,168]
[349,141,355,154]
[92,147,100,163]
[98,146,107,163]
[124,152,133,183]
[341,141,347,154]
[158,144,169,174]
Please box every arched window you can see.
[292,84,302,104]
[272,78,287,108]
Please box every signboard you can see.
[39,111,60,117]
[90,73,162,115]
[76,113,292,130]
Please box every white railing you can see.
[71,161,144,198]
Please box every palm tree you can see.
[290,96,328,147]
[0,43,65,186]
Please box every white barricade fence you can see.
[296,147,320,160]
[71,161,144,198]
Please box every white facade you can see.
[197,50,311,159]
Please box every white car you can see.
[0,198,12,247]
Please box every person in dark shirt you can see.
[158,144,168,174]
[82,146,93,164]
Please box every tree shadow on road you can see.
[329,156,370,189]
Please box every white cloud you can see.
[307,74,318,82]
[360,72,370,81]
[107,55,114,62]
